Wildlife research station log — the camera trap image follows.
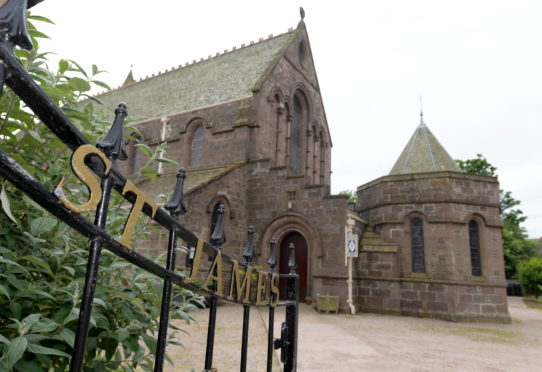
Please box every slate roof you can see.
[134,163,243,203]
[94,30,296,122]
[389,115,462,175]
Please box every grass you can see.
[523,297,542,311]
[415,324,522,345]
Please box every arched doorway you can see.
[279,232,308,301]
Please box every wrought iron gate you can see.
[0,1,299,371]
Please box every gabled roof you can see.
[93,29,297,122]
[389,115,462,175]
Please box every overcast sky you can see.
[35,0,542,238]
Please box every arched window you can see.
[289,95,303,173]
[411,218,425,273]
[469,220,482,276]
[190,125,204,166]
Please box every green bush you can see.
[0,14,201,371]
[518,257,542,299]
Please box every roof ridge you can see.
[95,28,296,97]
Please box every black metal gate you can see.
[0,1,299,371]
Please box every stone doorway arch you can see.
[260,213,321,301]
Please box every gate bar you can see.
[285,243,299,372]
[70,104,127,372]
[154,168,186,372]
[240,226,256,372]
[204,204,226,371]
[266,238,277,372]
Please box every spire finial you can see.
[419,95,425,126]
[300,7,305,20]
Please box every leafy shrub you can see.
[518,257,542,299]
[0,14,201,371]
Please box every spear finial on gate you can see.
[288,243,296,274]
[97,103,128,162]
[165,168,186,218]
[268,238,277,272]
[210,203,226,249]
[243,225,255,265]
[0,0,41,51]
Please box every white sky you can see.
[35,0,542,238]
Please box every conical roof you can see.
[389,115,462,175]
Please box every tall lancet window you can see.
[289,95,304,173]
[190,125,204,166]
[469,220,482,276]
[411,218,425,273]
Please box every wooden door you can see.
[279,232,308,301]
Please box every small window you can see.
[289,95,303,173]
[469,220,482,276]
[298,41,307,69]
[130,138,144,174]
[190,125,204,166]
[411,218,425,273]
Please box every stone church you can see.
[94,15,509,322]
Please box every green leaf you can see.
[140,167,157,182]
[134,143,152,157]
[91,80,110,90]
[6,336,27,369]
[26,343,70,357]
[141,334,157,356]
[116,328,129,342]
[30,318,59,333]
[19,256,54,277]
[30,217,57,236]
[27,15,55,25]
[0,334,10,344]
[155,157,177,165]
[20,314,41,335]
[58,328,75,347]
[1,187,18,224]
[10,301,22,319]
[68,77,91,92]
[58,59,69,74]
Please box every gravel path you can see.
[167,297,542,371]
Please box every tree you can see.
[518,258,542,298]
[456,154,535,278]
[0,14,200,371]
[338,190,356,204]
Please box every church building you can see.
[93,13,509,322]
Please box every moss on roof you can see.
[94,32,295,122]
[389,117,462,175]
[135,163,243,203]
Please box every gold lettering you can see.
[184,238,204,284]
[270,274,280,307]
[202,251,223,297]
[256,271,269,305]
[228,261,253,303]
[119,181,157,249]
[54,144,112,213]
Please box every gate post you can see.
[284,243,299,372]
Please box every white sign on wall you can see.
[346,234,358,258]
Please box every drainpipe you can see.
[347,256,355,315]
[345,217,356,315]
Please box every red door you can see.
[279,232,308,301]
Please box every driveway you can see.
[169,297,542,371]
